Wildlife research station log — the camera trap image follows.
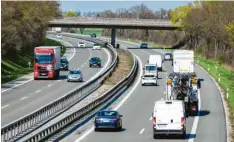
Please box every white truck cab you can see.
[141,72,157,86]
[144,64,158,78]
[148,55,163,71]
[152,100,186,139]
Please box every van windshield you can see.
[145,66,156,71]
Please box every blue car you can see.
[89,57,101,68]
[94,110,123,131]
[140,43,148,48]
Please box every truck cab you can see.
[152,100,186,139]
[34,46,61,80]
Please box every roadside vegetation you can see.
[1,1,61,83]
[76,28,103,36]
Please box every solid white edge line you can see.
[139,128,145,134]
[48,84,52,87]
[1,37,75,93]
[1,105,9,109]
[74,53,143,142]
[36,90,41,93]
[149,117,152,121]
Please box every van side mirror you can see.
[119,114,123,117]
[147,60,149,63]
[152,112,154,117]
[143,67,145,70]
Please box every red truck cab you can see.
[34,46,61,80]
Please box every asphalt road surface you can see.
[74,39,226,142]
[1,34,111,126]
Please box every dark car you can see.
[91,33,96,38]
[140,43,148,48]
[164,53,173,61]
[94,110,123,131]
[89,57,101,68]
[60,57,69,71]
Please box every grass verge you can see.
[96,49,133,97]
[77,28,103,36]
[1,38,66,84]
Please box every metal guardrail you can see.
[1,34,118,142]
[23,44,138,142]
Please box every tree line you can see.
[98,2,234,66]
[171,1,234,66]
[1,1,61,59]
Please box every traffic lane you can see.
[1,48,109,126]
[104,39,226,141]
[193,64,226,142]
[142,49,226,142]
[78,49,193,142]
[1,36,94,105]
[78,49,174,142]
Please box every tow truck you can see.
[165,72,203,117]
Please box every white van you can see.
[148,55,163,71]
[144,64,158,78]
[152,100,186,139]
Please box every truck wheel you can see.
[181,130,186,139]
[34,77,38,80]
[89,64,92,67]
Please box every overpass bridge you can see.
[48,17,180,47]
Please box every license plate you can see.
[41,73,46,75]
[102,119,110,122]
[157,124,167,128]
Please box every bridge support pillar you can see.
[111,28,116,48]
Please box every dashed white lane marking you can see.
[139,128,145,134]
[48,84,52,87]
[149,117,152,121]
[57,80,61,82]
[36,90,41,93]
[1,105,9,109]
[20,97,27,100]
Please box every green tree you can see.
[64,10,77,17]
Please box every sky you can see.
[59,1,191,13]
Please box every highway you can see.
[73,39,226,142]
[1,34,111,126]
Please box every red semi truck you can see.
[34,46,61,80]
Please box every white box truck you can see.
[152,100,186,139]
[173,50,194,73]
[148,55,163,71]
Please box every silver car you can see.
[67,70,83,82]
